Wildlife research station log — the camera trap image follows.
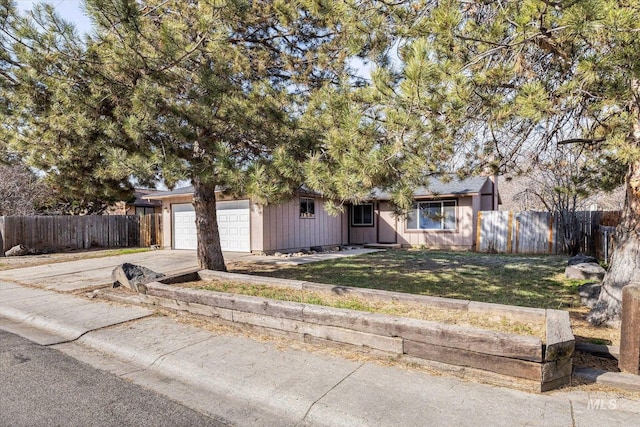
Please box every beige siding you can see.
[394,196,475,249]
[250,203,263,252]
[349,226,377,244]
[160,195,193,249]
[262,198,347,253]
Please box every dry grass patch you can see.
[179,280,546,339]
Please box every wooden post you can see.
[548,213,554,254]
[0,216,4,256]
[619,283,640,374]
[506,211,513,254]
[475,211,482,251]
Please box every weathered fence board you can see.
[0,214,162,256]
[477,210,621,258]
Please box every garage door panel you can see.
[173,201,250,252]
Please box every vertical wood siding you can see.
[261,198,347,252]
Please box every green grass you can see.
[231,249,587,310]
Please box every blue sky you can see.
[15,0,93,34]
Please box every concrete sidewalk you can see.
[2,282,639,426]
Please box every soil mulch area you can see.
[574,351,620,373]
[178,280,547,340]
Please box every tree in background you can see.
[0,161,48,215]
[0,1,138,214]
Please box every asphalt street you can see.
[0,329,229,427]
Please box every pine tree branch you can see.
[557,137,606,145]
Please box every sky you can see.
[15,0,94,34]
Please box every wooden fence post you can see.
[548,213,554,254]
[506,211,513,254]
[619,283,640,375]
[475,211,482,251]
[0,216,4,256]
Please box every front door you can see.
[378,202,397,243]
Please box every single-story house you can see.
[143,176,499,253]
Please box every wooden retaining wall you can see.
[0,214,162,255]
[133,271,574,392]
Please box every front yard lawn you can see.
[230,249,581,309]
[229,249,619,347]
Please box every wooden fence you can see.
[476,210,621,258]
[0,214,163,256]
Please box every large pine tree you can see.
[361,0,640,325]
[1,0,393,268]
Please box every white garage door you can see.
[172,201,250,252]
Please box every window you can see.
[300,197,315,218]
[352,203,374,226]
[135,206,155,216]
[406,200,456,230]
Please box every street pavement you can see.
[1,251,640,426]
[0,329,228,426]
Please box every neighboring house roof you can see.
[131,189,163,207]
[369,176,493,200]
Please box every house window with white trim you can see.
[406,200,456,230]
[352,203,374,226]
[300,197,315,218]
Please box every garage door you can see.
[172,201,250,252]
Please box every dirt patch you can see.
[0,248,151,271]
[570,307,620,347]
[179,280,546,339]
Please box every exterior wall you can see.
[348,197,477,249]
[160,195,193,249]
[261,197,347,253]
[395,196,475,249]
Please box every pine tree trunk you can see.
[588,159,640,326]
[192,176,227,271]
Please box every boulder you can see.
[112,263,165,293]
[578,282,602,308]
[310,246,324,253]
[565,262,606,281]
[5,244,29,257]
[567,254,599,266]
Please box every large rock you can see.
[5,244,29,257]
[112,263,165,293]
[565,262,606,281]
[577,282,602,308]
[567,254,599,266]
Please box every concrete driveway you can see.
[0,250,247,293]
[0,248,379,293]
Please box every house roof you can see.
[143,186,195,200]
[143,176,497,202]
[369,176,492,200]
